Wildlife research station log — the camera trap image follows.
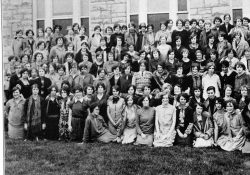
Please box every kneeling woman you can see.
[153,94,176,147]
[82,103,116,143]
[217,100,246,151]
[193,102,214,147]
[134,96,155,147]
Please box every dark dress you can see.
[119,74,133,94]
[89,62,104,77]
[45,97,61,140]
[171,30,189,48]
[180,59,192,75]
[90,94,108,123]
[69,99,89,141]
[174,106,194,146]
[16,79,31,99]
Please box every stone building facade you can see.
[2,0,250,62]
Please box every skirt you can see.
[135,134,154,146]
[217,134,246,151]
[121,127,137,144]
[45,115,59,140]
[97,129,117,143]
[108,121,122,136]
[153,130,176,147]
[8,124,24,139]
[70,117,85,142]
[242,141,250,153]
[193,137,214,148]
[174,134,193,147]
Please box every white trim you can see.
[80,16,90,18]
[147,11,170,14]
[51,16,73,20]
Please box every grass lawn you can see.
[4,138,250,175]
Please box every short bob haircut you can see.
[176,19,184,26]
[190,19,198,25]
[112,85,120,93]
[55,36,65,44]
[226,48,237,57]
[215,97,225,108]
[213,16,222,24]
[49,84,59,93]
[96,82,106,91]
[223,13,231,20]
[206,86,215,92]
[37,41,46,48]
[61,86,70,96]
[177,93,189,102]
[97,68,107,75]
[147,24,154,30]
[225,99,238,109]
[79,62,88,70]
[94,25,101,32]
[20,68,29,76]
[73,85,83,93]
[57,64,66,72]
[89,102,101,113]
[206,62,215,70]
[8,56,18,62]
[127,84,136,93]
[125,95,134,106]
[25,29,34,36]
[138,95,151,107]
[105,26,113,33]
[12,86,21,94]
[235,61,246,70]
[113,23,121,30]
[84,84,95,95]
[195,102,205,110]
[31,83,40,90]
[64,52,74,60]
[112,64,121,72]
[53,25,62,32]
[220,60,230,68]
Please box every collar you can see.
[75,97,84,103]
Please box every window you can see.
[147,13,169,32]
[53,19,73,35]
[130,15,139,29]
[232,9,243,24]
[178,0,187,11]
[52,0,73,16]
[81,18,89,37]
[37,20,45,31]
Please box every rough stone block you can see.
[204,0,220,7]
[190,0,204,8]
[212,6,231,16]
[190,8,198,15]
[197,8,212,15]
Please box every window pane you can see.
[53,0,73,16]
[130,0,139,13]
[233,9,243,24]
[81,18,90,37]
[37,20,45,30]
[130,15,139,29]
[148,0,169,12]
[81,0,89,16]
[53,19,73,35]
[177,13,188,20]
[147,13,169,32]
[178,0,187,11]
[37,0,45,18]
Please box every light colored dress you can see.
[202,73,221,99]
[153,104,176,147]
[121,105,138,144]
[217,110,246,151]
[157,44,172,62]
[5,97,26,139]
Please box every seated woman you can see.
[82,103,116,143]
[153,94,176,147]
[242,101,250,153]
[119,95,139,144]
[213,98,227,145]
[134,96,155,147]
[193,102,214,147]
[174,93,194,146]
[217,100,246,151]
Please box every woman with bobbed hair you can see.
[134,95,155,147]
[155,21,170,43]
[153,94,176,147]
[44,85,61,140]
[82,103,116,143]
[49,36,66,64]
[172,19,189,48]
[16,68,31,99]
[217,100,246,151]
[174,93,194,146]
[5,86,26,139]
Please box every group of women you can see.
[4,14,250,153]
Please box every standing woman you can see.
[89,25,102,61]
[5,87,26,139]
[193,102,214,147]
[49,36,66,64]
[153,94,176,147]
[44,85,61,140]
[172,19,189,48]
[134,96,155,147]
[37,67,52,99]
[119,95,139,144]
[59,86,71,141]
[25,29,36,55]
[217,100,246,151]
[16,68,31,99]
[24,84,46,141]
[83,85,95,103]
[107,85,125,141]
[155,22,170,43]
[68,85,89,142]
[174,93,194,146]
[51,25,63,47]
[157,36,172,62]
[35,28,46,47]
[33,41,49,62]
[12,29,25,59]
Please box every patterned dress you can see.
[59,98,70,141]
